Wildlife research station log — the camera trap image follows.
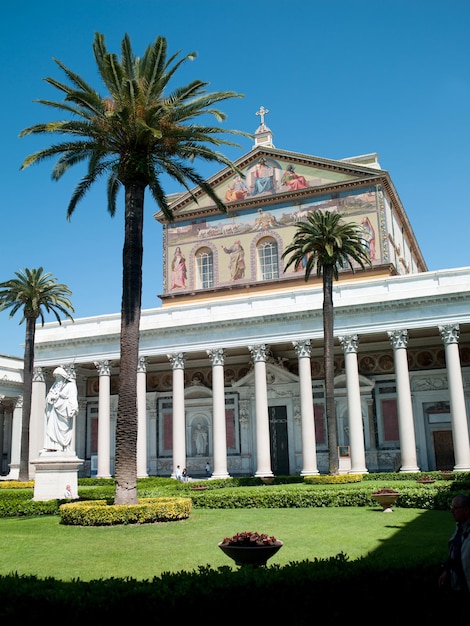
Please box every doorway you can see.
[269,406,289,475]
[433,430,454,470]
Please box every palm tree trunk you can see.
[18,317,36,481]
[114,181,145,505]
[323,266,339,475]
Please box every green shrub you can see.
[304,474,363,484]
[59,497,192,526]
[0,480,34,489]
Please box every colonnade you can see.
[2,323,470,480]
[80,323,470,478]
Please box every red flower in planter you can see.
[221,531,280,546]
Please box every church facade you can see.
[1,112,470,479]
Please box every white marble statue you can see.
[44,366,78,452]
[193,423,208,455]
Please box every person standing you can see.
[205,462,211,477]
[170,246,187,289]
[439,494,470,593]
[221,240,245,281]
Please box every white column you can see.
[29,367,47,478]
[439,324,470,471]
[69,365,78,455]
[6,396,22,480]
[207,348,229,479]
[0,397,5,475]
[248,344,273,478]
[339,335,368,474]
[2,402,13,475]
[388,329,420,472]
[137,356,148,478]
[168,352,186,477]
[293,340,319,476]
[95,360,111,478]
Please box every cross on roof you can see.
[256,106,269,126]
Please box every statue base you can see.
[31,450,84,501]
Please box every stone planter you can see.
[440,471,454,480]
[371,489,399,513]
[260,477,275,485]
[218,541,283,567]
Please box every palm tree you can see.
[0,268,74,481]
[282,210,371,474]
[19,33,248,504]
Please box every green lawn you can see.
[0,506,454,581]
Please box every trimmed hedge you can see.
[59,497,192,526]
[0,555,465,622]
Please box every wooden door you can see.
[433,430,454,470]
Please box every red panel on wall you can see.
[91,417,98,455]
[314,404,326,444]
[382,399,399,440]
[164,413,173,449]
[225,408,235,448]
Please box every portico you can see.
[6,267,464,480]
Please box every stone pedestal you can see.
[31,451,84,501]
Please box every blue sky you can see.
[1,0,469,357]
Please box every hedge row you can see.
[0,554,465,622]
[1,474,470,518]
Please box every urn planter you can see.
[371,489,399,512]
[218,541,283,567]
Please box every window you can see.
[257,238,279,280]
[196,248,214,289]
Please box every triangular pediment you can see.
[232,361,299,388]
[334,373,375,393]
[184,379,212,399]
[155,146,384,222]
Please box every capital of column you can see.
[339,334,359,354]
[439,323,460,345]
[388,329,408,350]
[248,344,268,363]
[15,395,23,409]
[207,347,225,366]
[94,360,111,376]
[168,352,185,370]
[293,339,311,359]
[32,366,46,383]
[137,356,147,373]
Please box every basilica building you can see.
[1,110,470,479]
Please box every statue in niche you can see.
[193,423,208,455]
